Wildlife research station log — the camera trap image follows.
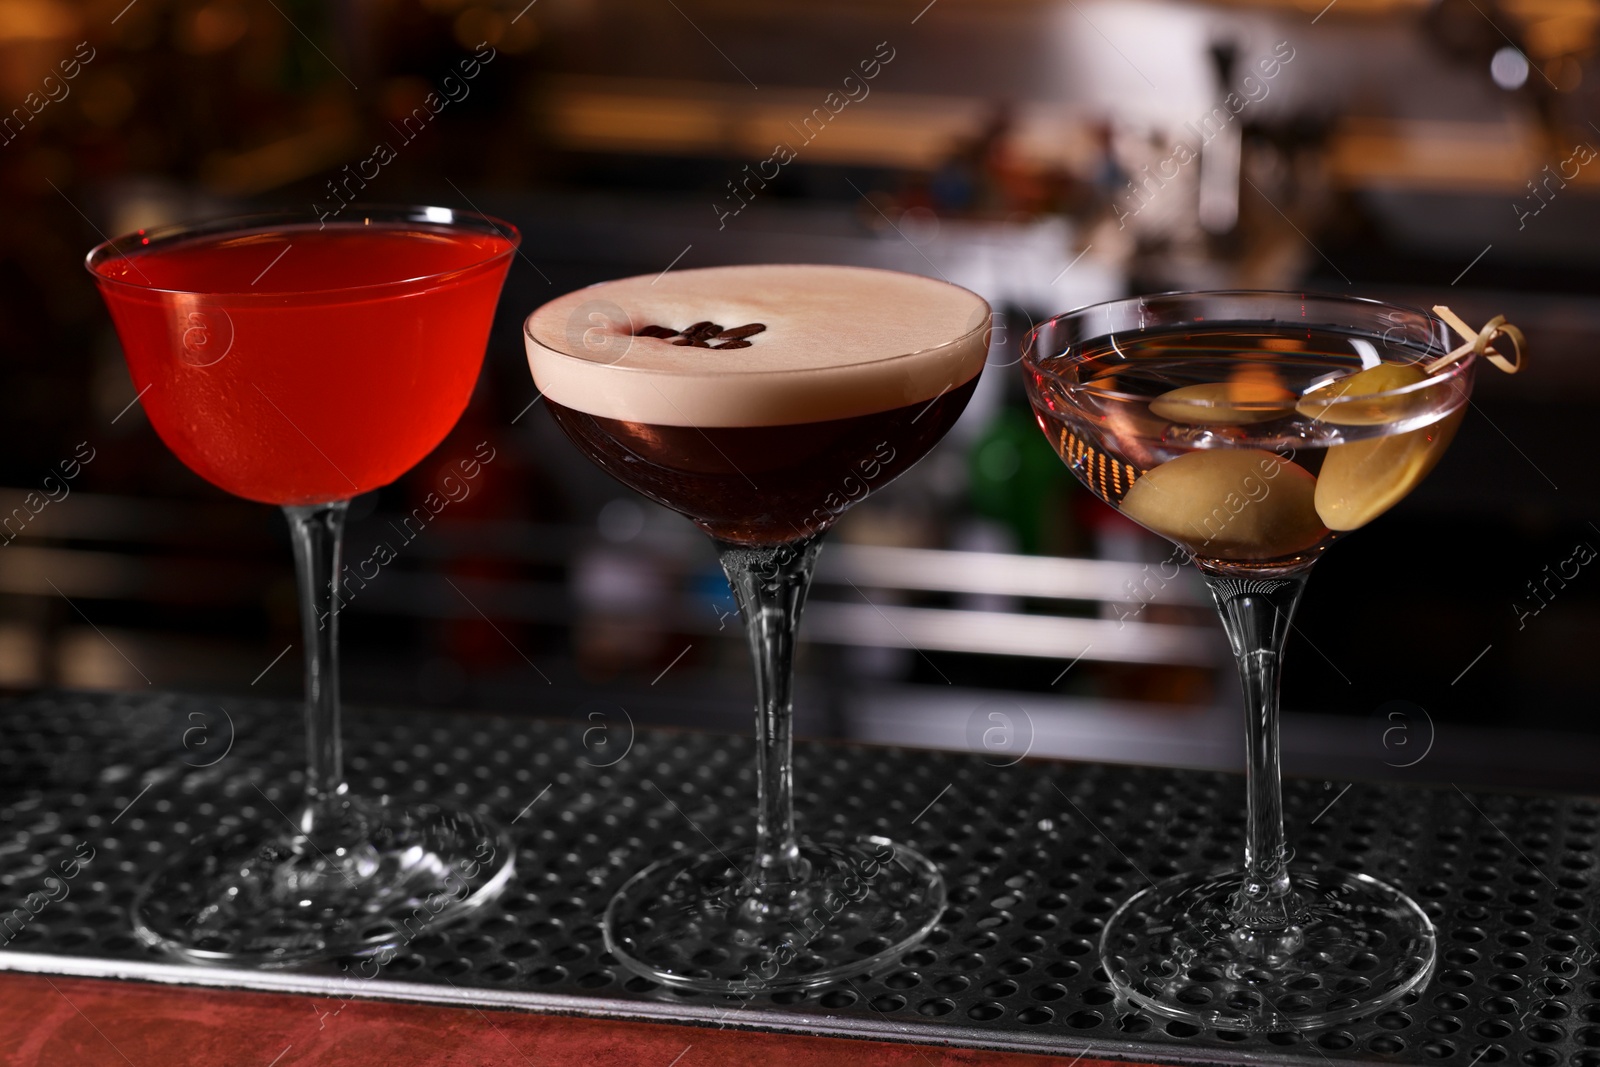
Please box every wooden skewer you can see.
[1425,305,1525,375]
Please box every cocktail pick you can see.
[1426,306,1525,375]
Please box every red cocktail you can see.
[93,222,511,504]
[87,207,519,965]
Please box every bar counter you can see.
[0,691,1590,1066]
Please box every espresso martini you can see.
[526,264,990,993]
[525,264,989,544]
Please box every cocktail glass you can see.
[87,206,519,964]
[1022,291,1475,1030]
[525,264,990,992]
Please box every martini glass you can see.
[1023,291,1475,1031]
[87,206,519,964]
[525,264,990,992]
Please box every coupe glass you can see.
[87,206,519,964]
[1023,291,1475,1030]
[524,264,990,992]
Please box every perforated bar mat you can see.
[0,691,1595,1067]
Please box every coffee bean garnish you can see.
[637,321,765,347]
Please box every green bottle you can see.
[968,402,1071,556]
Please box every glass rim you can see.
[1022,289,1475,410]
[522,266,993,379]
[84,204,522,300]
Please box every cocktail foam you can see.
[525,264,990,427]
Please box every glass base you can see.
[1102,866,1436,1032]
[603,834,945,994]
[132,795,514,966]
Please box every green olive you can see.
[1150,381,1298,425]
[1295,363,1429,426]
[1119,449,1328,560]
[1315,408,1464,531]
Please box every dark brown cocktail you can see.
[546,380,977,543]
[527,264,988,543]
[525,263,989,994]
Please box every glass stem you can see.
[1202,569,1310,929]
[284,501,351,836]
[716,534,823,886]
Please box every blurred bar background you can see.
[1,0,1596,791]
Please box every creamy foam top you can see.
[524,264,990,427]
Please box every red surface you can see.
[93,225,513,505]
[0,972,1162,1066]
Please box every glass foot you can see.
[1102,866,1437,1032]
[132,796,514,966]
[603,834,945,993]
